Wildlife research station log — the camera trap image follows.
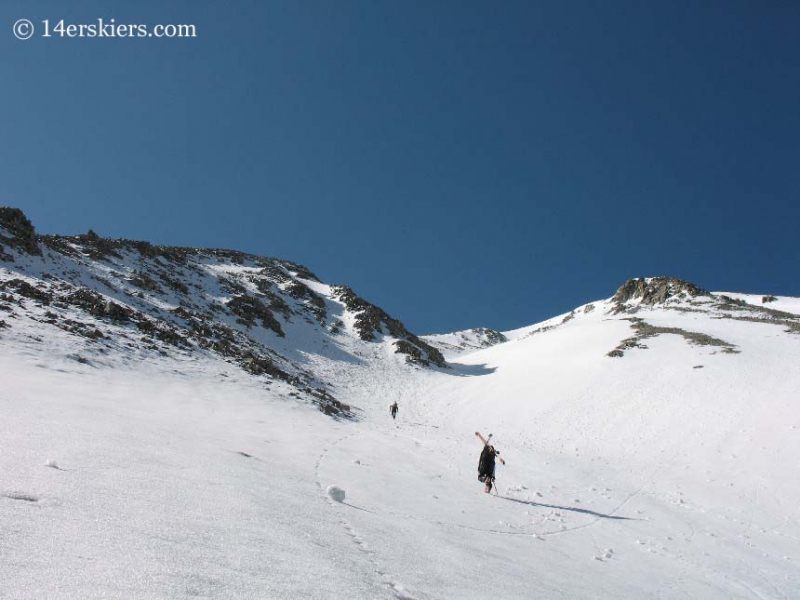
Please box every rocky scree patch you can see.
[608,317,739,358]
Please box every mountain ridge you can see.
[4,208,797,381]
[0,207,445,419]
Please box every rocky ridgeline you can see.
[607,276,800,357]
[611,276,799,326]
[611,277,710,311]
[0,208,447,418]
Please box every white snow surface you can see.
[2,266,800,597]
[422,327,507,359]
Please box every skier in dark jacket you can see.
[390,402,398,420]
[475,431,505,493]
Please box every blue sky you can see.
[2,1,798,334]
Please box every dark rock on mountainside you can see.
[612,277,710,313]
[227,294,285,337]
[285,280,327,324]
[0,207,42,257]
[332,285,446,368]
[608,317,739,358]
[474,328,508,346]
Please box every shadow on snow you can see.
[440,362,497,377]
[497,496,638,521]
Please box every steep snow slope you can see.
[317,279,800,598]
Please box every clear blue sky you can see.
[2,1,798,334]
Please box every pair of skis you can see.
[475,431,505,465]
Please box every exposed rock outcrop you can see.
[608,317,739,357]
[332,285,446,367]
[0,207,42,257]
[612,277,710,312]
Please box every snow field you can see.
[2,279,800,598]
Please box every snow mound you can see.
[326,485,346,502]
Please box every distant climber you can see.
[475,431,505,493]
[389,401,398,420]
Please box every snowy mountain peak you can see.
[611,276,710,311]
[0,208,445,419]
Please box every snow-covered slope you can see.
[0,208,444,419]
[3,209,800,599]
[715,291,800,317]
[423,327,508,359]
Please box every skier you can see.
[475,431,505,493]
[389,401,398,420]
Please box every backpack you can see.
[478,445,496,479]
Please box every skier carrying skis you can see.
[475,431,505,493]
[390,402,398,420]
